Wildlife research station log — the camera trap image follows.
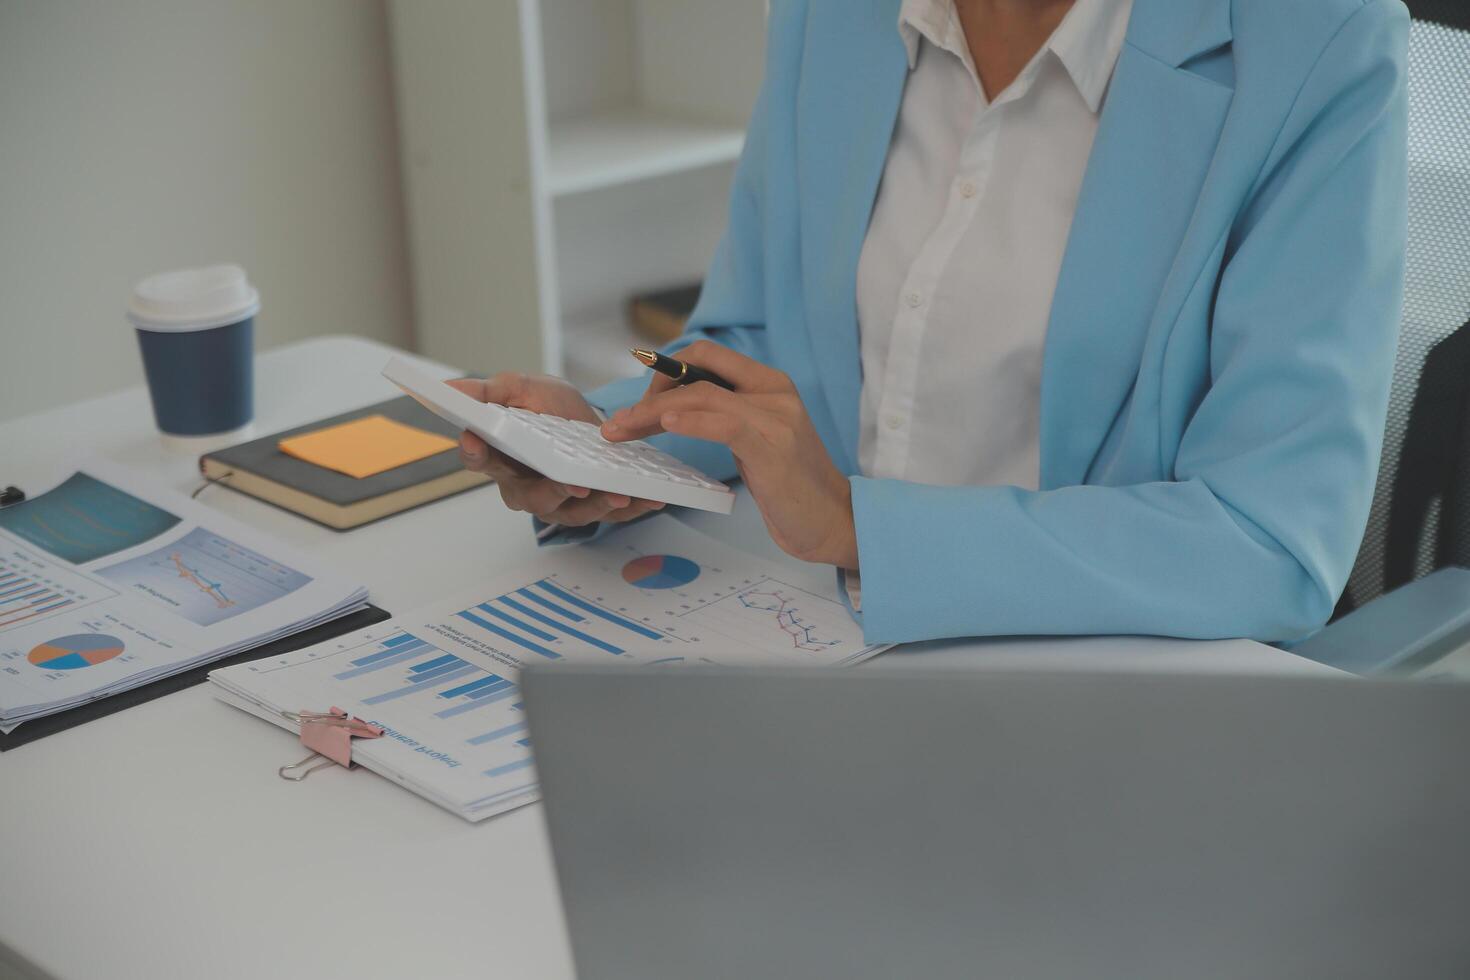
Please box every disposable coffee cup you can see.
[127,264,259,447]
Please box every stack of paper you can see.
[0,461,368,732]
[212,516,888,821]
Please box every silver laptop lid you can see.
[523,667,1470,980]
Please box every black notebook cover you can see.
[204,395,473,507]
[0,603,390,751]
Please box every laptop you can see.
[522,667,1470,980]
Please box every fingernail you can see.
[602,420,621,434]
[662,412,679,425]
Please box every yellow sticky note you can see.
[278,415,459,479]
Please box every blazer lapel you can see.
[1039,0,1235,489]
[797,0,908,473]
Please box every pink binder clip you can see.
[278,707,384,781]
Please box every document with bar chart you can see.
[0,461,367,732]
[210,515,887,821]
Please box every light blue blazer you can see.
[589,0,1409,645]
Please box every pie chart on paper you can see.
[27,633,126,670]
[621,555,701,590]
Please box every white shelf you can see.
[561,311,650,392]
[546,108,745,197]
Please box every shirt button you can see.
[905,291,923,308]
[885,415,905,431]
[958,180,977,198]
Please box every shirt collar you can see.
[897,0,955,68]
[897,0,1135,114]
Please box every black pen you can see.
[630,348,736,391]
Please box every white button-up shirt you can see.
[855,0,1134,489]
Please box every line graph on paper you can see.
[160,551,235,610]
[732,590,840,652]
[683,579,861,662]
[96,527,311,627]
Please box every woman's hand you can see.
[448,373,665,526]
[600,342,859,569]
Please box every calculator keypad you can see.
[500,409,727,492]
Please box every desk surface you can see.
[0,336,1326,980]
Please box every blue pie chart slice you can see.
[621,555,700,590]
[28,633,126,670]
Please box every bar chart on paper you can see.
[210,515,890,820]
[432,535,879,667]
[0,547,110,632]
[450,578,671,662]
[234,628,537,800]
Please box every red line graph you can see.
[737,590,839,653]
[168,553,236,609]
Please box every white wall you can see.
[0,0,414,422]
[386,0,545,378]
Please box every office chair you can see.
[1291,1,1470,673]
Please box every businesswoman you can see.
[455,0,1409,645]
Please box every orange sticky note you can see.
[278,415,459,479]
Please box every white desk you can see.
[0,336,1325,980]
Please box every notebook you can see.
[199,396,490,529]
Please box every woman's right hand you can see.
[447,373,665,527]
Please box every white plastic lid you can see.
[127,264,260,332]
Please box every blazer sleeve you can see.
[582,6,787,484]
[849,0,1410,644]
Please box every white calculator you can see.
[382,357,736,514]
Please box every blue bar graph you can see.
[435,686,520,718]
[410,652,458,673]
[515,737,531,747]
[484,758,534,779]
[517,587,584,622]
[380,632,422,649]
[534,580,664,640]
[435,672,519,718]
[457,609,561,660]
[354,649,416,669]
[333,643,431,680]
[467,721,527,745]
[439,675,503,699]
[362,665,478,704]
[498,597,624,655]
[475,603,557,641]
[402,660,473,685]
[361,655,482,705]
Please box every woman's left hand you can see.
[600,341,859,570]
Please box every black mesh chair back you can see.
[1337,2,1470,616]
